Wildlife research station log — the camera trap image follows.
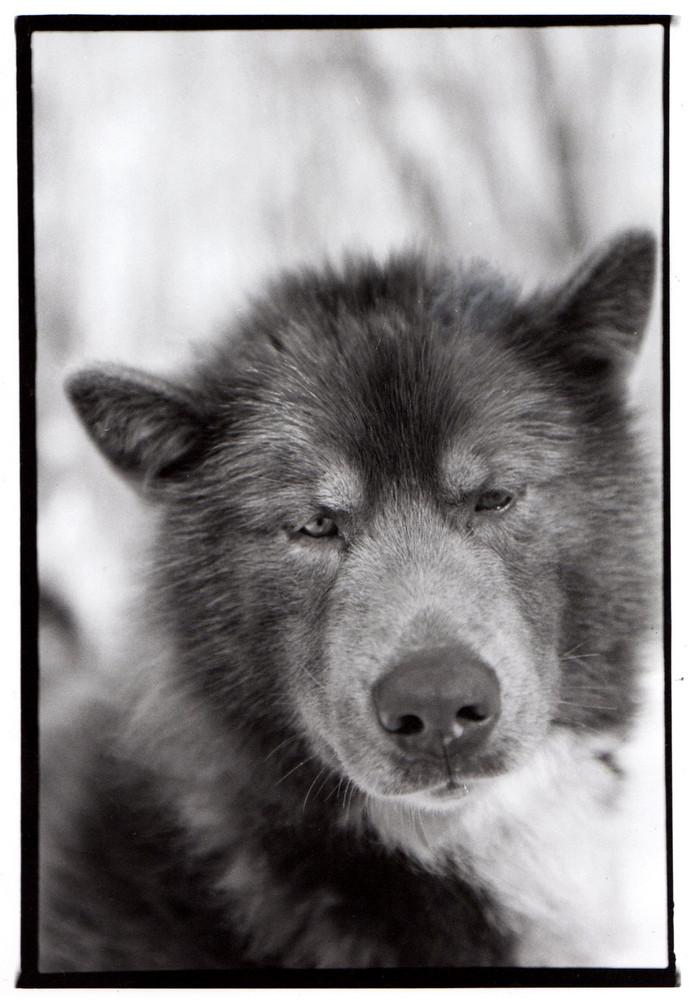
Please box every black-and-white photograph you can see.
[23,18,670,983]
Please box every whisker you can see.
[300,665,325,691]
[337,779,347,808]
[558,699,616,710]
[302,767,328,813]
[570,684,614,691]
[264,733,301,761]
[324,776,344,805]
[342,779,357,813]
[275,754,319,786]
[561,640,595,658]
[416,809,432,853]
[339,779,349,810]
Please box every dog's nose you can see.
[372,644,501,759]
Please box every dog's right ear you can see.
[66,366,208,493]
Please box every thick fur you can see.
[41,231,657,970]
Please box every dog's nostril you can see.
[457,704,488,723]
[395,714,424,736]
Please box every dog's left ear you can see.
[536,229,656,380]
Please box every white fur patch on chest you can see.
[362,730,638,967]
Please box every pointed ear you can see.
[66,366,208,492]
[540,229,656,380]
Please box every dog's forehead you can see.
[225,286,571,497]
[438,445,488,492]
[313,462,365,512]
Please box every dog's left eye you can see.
[299,516,339,538]
[475,488,512,512]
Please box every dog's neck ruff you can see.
[359,729,633,967]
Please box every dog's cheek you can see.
[268,546,349,736]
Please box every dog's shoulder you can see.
[38,682,248,971]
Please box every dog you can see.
[39,230,658,970]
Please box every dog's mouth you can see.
[365,774,479,818]
[413,748,480,799]
[347,744,510,802]
[427,777,472,799]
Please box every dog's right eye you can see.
[299,516,339,538]
[475,488,513,513]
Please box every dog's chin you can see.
[392,779,476,813]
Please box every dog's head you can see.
[67,231,656,808]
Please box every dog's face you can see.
[208,325,574,804]
[68,232,655,809]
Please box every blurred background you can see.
[32,25,667,964]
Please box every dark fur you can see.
[41,232,656,970]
